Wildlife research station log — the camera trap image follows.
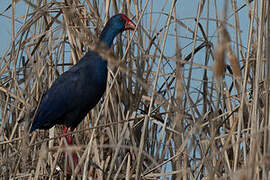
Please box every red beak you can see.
[121,14,136,31]
[125,20,136,31]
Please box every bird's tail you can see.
[18,110,36,133]
[18,110,35,124]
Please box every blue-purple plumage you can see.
[27,14,136,132]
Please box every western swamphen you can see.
[22,14,135,170]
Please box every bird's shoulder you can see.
[51,51,98,82]
[69,50,103,71]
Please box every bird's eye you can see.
[120,17,125,23]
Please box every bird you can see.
[20,14,136,170]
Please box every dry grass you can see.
[0,0,270,179]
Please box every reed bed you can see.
[0,0,270,179]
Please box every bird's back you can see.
[28,14,136,132]
[30,50,107,132]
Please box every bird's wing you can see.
[30,51,107,131]
[30,69,83,130]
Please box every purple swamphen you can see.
[21,14,136,170]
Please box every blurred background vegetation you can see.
[0,0,270,179]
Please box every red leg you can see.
[62,126,68,137]
[62,126,78,173]
[68,127,78,169]
[62,126,72,145]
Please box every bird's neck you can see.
[99,26,121,48]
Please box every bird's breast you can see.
[92,59,108,85]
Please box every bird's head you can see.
[107,14,136,32]
[100,14,136,47]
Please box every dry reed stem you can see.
[213,43,226,80]
[0,0,270,179]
